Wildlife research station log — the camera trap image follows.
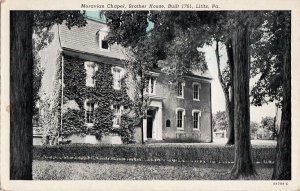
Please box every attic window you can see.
[98,27,110,51]
[101,39,109,49]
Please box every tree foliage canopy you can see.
[250,12,290,107]
[105,11,211,78]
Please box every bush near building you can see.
[33,144,275,164]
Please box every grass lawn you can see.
[33,160,273,180]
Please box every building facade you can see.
[36,18,213,144]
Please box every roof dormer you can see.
[97,26,110,51]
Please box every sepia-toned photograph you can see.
[2,1,300,189]
[8,10,291,181]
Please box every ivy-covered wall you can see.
[61,55,135,143]
[38,52,62,145]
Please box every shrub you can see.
[33,144,276,164]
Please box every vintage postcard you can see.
[1,0,300,190]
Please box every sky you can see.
[85,11,277,122]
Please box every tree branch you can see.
[215,40,230,98]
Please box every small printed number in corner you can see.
[273,182,289,186]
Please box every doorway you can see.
[147,109,155,138]
[142,99,163,141]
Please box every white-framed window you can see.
[98,27,110,51]
[193,82,201,101]
[176,108,185,129]
[145,76,156,95]
[112,66,123,90]
[192,110,201,130]
[85,61,98,87]
[113,105,123,128]
[85,100,95,126]
[177,81,185,98]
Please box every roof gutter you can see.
[60,47,123,63]
[183,74,213,82]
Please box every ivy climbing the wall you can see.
[61,55,135,143]
[39,52,62,145]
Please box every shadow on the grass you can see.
[32,160,274,180]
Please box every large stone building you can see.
[36,17,213,144]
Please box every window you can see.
[193,84,199,100]
[192,110,201,130]
[166,120,171,127]
[85,62,97,87]
[193,83,201,100]
[177,111,183,128]
[176,108,185,129]
[177,81,184,98]
[193,112,199,129]
[112,67,122,90]
[85,101,95,125]
[113,105,122,127]
[98,27,110,51]
[101,39,109,49]
[145,77,156,94]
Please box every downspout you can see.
[210,83,213,143]
[60,56,64,141]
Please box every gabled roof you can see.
[188,69,213,79]
[59,18,212,80]
[59,18,125,60]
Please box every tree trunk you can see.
[272,35,291,180]
[215,40,235,145]
[140,68,145,144]
[230,25,256,179]
[10,11,34,180]
[273,106,278,140]
[225,39,235,145]
[225,96,234,145]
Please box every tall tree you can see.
[105,11,259,178]
[213,11,274,178]
[230,17,256,179]
[215,39,234,145]
[208,12,236,145]
[10,11,34,180]
[123,43,156,144]
[247,11,291,179]
[105,11,208,143]
[10,11,86,179]
[225,39,235,145]
[105,11,154,144]
[215,11,288,146]
[271,12,291,180]
[105,11,291,179]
